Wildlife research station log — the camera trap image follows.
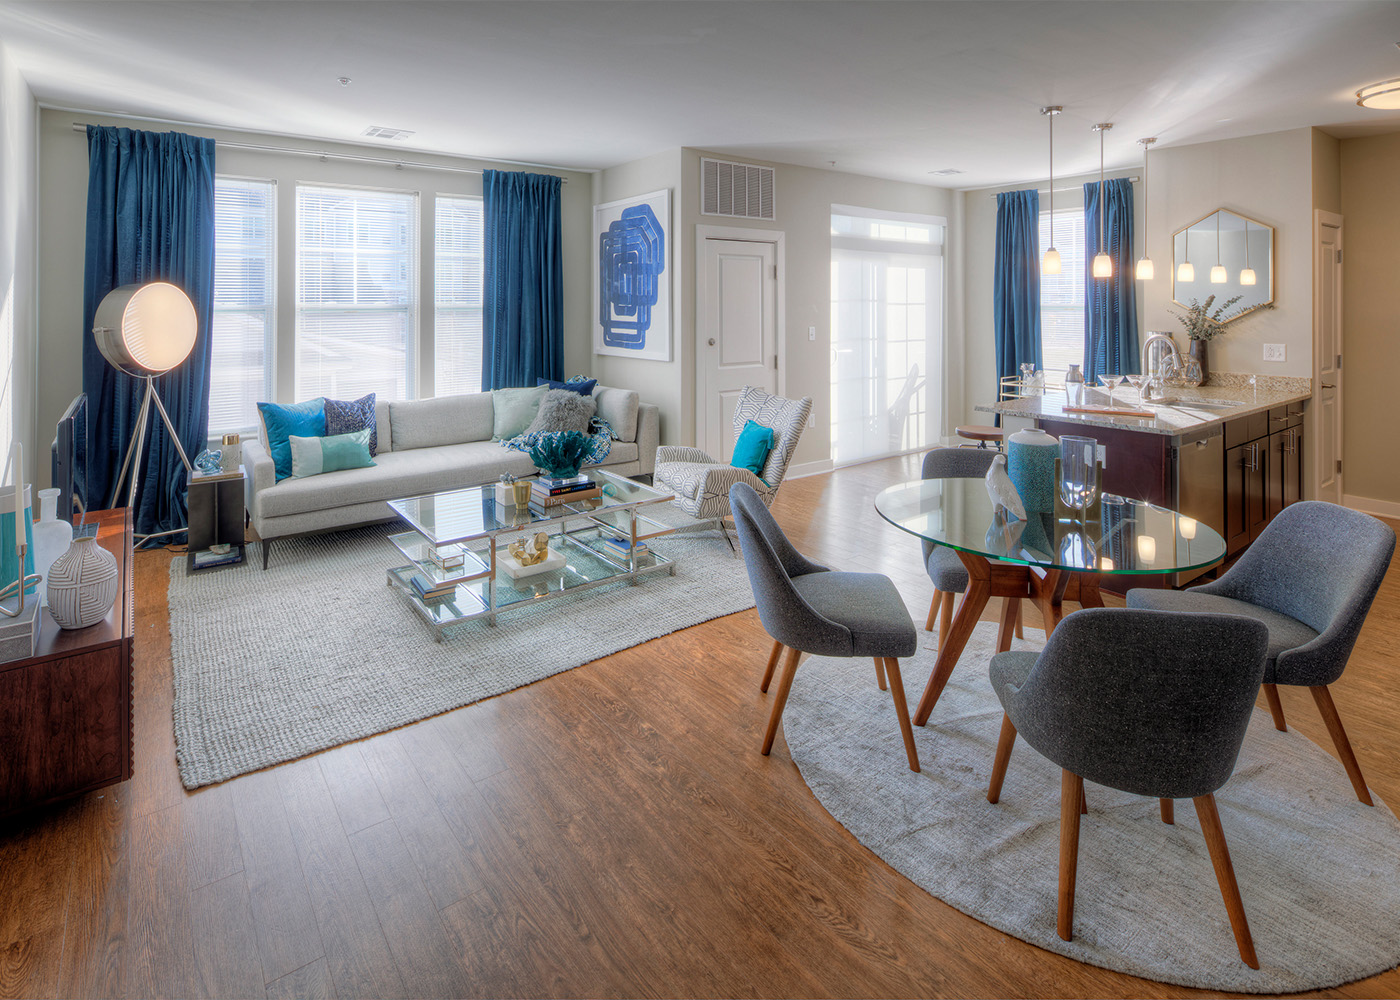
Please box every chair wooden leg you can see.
[1194,793,1260,969]
[938,591,954,651]
[1080,785,1088,815]
[874,657,888,691]
[1263,683,1287,731]
[882,658,920,772]
[1310,685,1374,805]
[761,647,803,756]
[1160,798,1174,825]
[925,589,942,633]
[760,640,783,693]
[1058,770,1084,942]
[987,714,1017,803]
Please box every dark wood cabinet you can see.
[1225,438,1267,556]
[0,508,134,817]
[1224,406,1304,558]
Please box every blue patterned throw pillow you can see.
[324,392,377,456]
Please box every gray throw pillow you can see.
[525,389,597,436]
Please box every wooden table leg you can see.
[1028,569,1071,638]
[913,554,993,726]
[997,597,1021,652]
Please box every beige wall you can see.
[1313,128,1341,215]
[0,44,35,487]
[1339,130,1400,506]
[35,108,594,483]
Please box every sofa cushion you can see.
[390,393,495,451]
[324,392,378,456]
[491,385,549,440]
[259,442,536,519]
[289,428,375,478]
[593,385,640,442]
[374,398,393,453]
[258,398,326,483]
[525,389,596,436]
[588,440,637,468]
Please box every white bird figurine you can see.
[984,453,1026,521]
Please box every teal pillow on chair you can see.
[731,420,775,478]
[289,429,375,478]
[258,398,326,482]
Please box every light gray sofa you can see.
[245,386,659,568]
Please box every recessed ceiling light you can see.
[338,77,352,87]
[1357,77,1400,109]
[362,126,415,140]
[929,168,964,176]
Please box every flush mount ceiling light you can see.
[1136,138,1156,281]
[1240,217,1257,285]
[1091,123,1113,279]
[1357,77,1400,108]
[1210,210,1228,283]
[1041,106,1062,275]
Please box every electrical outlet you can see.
[808,326,816,342]
[1263,343,1286,362]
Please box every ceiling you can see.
[3,0,1400,189]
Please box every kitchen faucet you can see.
[1139,332,1183,401]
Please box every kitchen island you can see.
[977,377,1311,583]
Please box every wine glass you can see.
[1098,372,1122,405]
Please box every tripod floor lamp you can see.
[92,282,197,539]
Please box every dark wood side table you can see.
[0,508,135,818]
[188,465,245,571]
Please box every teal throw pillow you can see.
[731,420,775,477]
[257,398,326,482]
[491,384,549,440]
[288,428,375,478]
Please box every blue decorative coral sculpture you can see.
[529,431,591,479]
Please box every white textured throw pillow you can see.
[525,388,597,436]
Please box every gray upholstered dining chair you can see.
[920,447,1021,645]
[1127,500,1395,805]
[729,482,920,772]
[986,608,1270,968]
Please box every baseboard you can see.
[1343,493,1400,519]
[786,459,835,480]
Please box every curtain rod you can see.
[987,176,1139,198]
[69,121,569,181]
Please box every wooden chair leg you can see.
[882,658,920,772]
[760,640,783,693]
[987,714,1017,803]
[938,591,954,651]
[1014,602,1024,640]
[925,589,942,633]
[874,657,887,692]
[761,647,803,755]
[1194,793,1260,969]
[1080,784,1088,815]
[1263,683,1287,731]
[1310,685,1374,805]
[1058,770,1084,942]
[1160,798,1174,825]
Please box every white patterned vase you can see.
[45,535,119,630]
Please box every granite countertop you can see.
[976,379,1312,438]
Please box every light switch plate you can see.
[808,326,816,342]
[1263,343,1286,362]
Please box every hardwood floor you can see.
[2,453,1398,998]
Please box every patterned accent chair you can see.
[654,386,813,525]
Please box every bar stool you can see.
[954,424,1004,449]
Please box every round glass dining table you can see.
[875,478,1226,725]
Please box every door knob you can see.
[1322,383,1336,389]
[708,338,716,346]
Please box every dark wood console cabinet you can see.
[0,508,134,818]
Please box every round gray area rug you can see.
[781,622,1400,994]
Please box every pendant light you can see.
[1041,106,1062,275]
[1210,211,1228,283]
[1091,123,1113,279]
[1239,217,1257,285]
[1177,224,1195,282]
[1135,138,1156,280]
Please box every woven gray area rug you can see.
[169,513,750,789]
[783,622,1400,994]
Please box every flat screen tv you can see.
[51,393,88,526]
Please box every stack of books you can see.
[531,474,602,506]
[602,535,648,560]
[409,572,456,605]
[192,546,243,570]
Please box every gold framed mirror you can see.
[1171,209,1274,320]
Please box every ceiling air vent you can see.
[929,168,964,176]
[701,158,776,221]
[361,126,415,140]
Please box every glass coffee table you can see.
[386,469,678,640]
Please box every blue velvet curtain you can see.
[1084,177,1140,382]
[83,126,215,538]
[482,169,563,390]
[993,189,1042,404]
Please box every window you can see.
[830,208,945,466]
[209,178,275,433]
[434,196,484,396]
[1039,207,1085,378]
[296,184,418,402]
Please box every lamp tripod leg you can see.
[109,378,155,510]
[148,379,194,473]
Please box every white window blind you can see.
[296,184,418,402]
[1039,207,1086,379]
[434,196,484,397]
[210,178,275,434]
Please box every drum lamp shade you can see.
[92,282,197,376]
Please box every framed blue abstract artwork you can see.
[593,189,671,361]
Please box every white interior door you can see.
[697,237,778,462]
[1315,211,1343,504]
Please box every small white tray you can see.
[499,547,566,580]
